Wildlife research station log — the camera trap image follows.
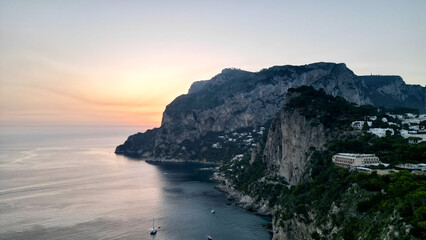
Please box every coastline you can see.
[117,152,275,238]
[212,172,273,216]
[115,152,221,165]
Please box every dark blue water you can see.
[0,127,271,240]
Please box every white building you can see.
[409,125,420,131]
[351,121,372,130]
[332,153,383,168]
[400,130,426,143]
[351,121,365,130]
[212,143,221,148]
[368,128,394,137]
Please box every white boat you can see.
[150,218,157,235]
[208,201,214,239]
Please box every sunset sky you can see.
[1,0,425,130]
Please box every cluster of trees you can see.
[219,124,283,201]
[220,153,285,206]
[225,155,266,193]
[420,120,426,130]
[286,86,377,129]
[356,171,426,234]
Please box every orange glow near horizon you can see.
[1,1,425,129]
[0,66,198,128]
[0,51,228,129]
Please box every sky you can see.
[1,0,425,130]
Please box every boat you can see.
[207,201,214,239]
[150,218,157,235]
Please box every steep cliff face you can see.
[263,106,329,185]
[215,87,352,239]
[156,63,363,151]
[116,62,425,161]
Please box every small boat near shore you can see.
[150,218,157,235]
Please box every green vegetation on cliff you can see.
[285,86,377,128]
[115,128,158,156]
[177,127,263,162]
[276,150,425,239]
[220,86,425,239]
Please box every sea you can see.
[0,127,271,240]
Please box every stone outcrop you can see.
[213,172,272,215]
[263,107,329,185]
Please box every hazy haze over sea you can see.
[0,127,271,240]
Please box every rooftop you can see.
[336,153,377,158]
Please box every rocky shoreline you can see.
[212,172,272,215]
[212,171,285,239]
[122,155,219,165]
[212,171,314,240]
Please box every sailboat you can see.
[207,200,214,239]
[150,218,157,235]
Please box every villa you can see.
[332,153,386,168]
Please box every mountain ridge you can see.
[115,62,425,161]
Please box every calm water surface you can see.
[0,127,271,240]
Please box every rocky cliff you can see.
[215,86,366,239]
[263,103,329,186]
[217,87,425,240]
[116,62,425,161]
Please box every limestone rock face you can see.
[115,62,425,161]
[272,216,316,240]
[359,75,426,112]
[263,108,330,185]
